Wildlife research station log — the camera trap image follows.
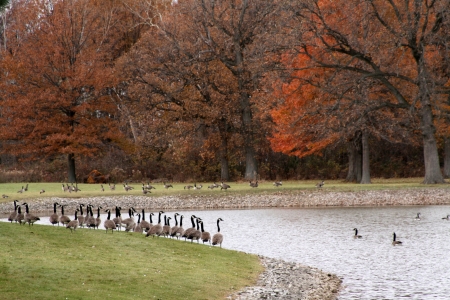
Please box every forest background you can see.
[1,0,450,185]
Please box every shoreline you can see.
[2,188,449,299]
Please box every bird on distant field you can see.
[315,180,325,188]
[273,181,282,187]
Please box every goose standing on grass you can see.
[415,213,422,220]
[173,215,185,239]
[8,200,19,223]
[392,232,402,245]
[112,206,122,230]
[22,202,40,226]
[273,181,282,187]
[220,182,231,190]
[59,205,71,226]
[208,182,219,189]
[77,204,86,228]
[39,189,45,194]
[212,218,224,247]
[182,215,197,240]
[49,202,60,226]
[95,206,102,229]
[140,209,151,232]
[109,183,116,191]
[353,228,362,239]
[133,214,143,233]
[316,180,325,188]
[17,186,24,193]
[200,221,211,244]
[16,205,25,224]
[66,209,79,233]
[146,211,164,237]
[188,217,202,243]
[249,181,258,188]
[122,207,136,232]
[162,216,172,237]
[163,182,173,189]
[100,184,104,192]
[24,183,29,192]
[170,213,180,238]
[85,205,96,229]
[104,209,116,233]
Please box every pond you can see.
[3,205,450,299]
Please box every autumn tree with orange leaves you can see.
[271,0,450,184]
[0,0,131,182]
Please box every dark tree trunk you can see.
[218,119,230,181]
[68,153,76,183]
[444,137,450,178]
[420,96,444,183]
[346,134,362,182]
[360,130,371,184]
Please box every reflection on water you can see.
[3,205,450,299]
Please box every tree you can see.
[0,0,126,182]
[271,0,450,184]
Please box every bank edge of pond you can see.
[2,188,448,300]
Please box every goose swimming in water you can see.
[442,215,450,221]
[392,232,402,245]
[353,228,362,239]
[414,213,422,220]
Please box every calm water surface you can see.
[3,205,450,299]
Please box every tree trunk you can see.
[218,119,230,181]
[240,92,257,180]
[360,130,371,184]
[420,96,444,184]
[68,153,76,183]
[346,134,362,182]
[444,137,450,178]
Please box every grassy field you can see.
[0,221,262,300]
[0,178,449,205]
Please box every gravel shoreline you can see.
[2,188,449,299]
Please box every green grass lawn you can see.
[0,222,262,300]
[0,178,449,205]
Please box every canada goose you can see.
[200,221,211,244]
[22,202,40,226]
[144,182,156,190]
[212,218,224,247]
[77,204,86,228]
[62,184,69,192]
[66,209,79,233]
[123,184,134,192]
[122,207,136,232]
[208,182,219,189]
[39,189,45,194]
[193,183,202,190]
[112,206,122,230]
[24,183,28,192]
[173,215,185,239]
[133,214,143,233]
[85,205,96,229]
[16,206,25,225]
[163,182,173,189]
[142,186,150,194]
[273,181,282,187]
[316,180,325,188]
[249,181,258,188]
[71,182,81,192]
[2,194,9,198]
[140,209,151,232]
[146,211,164,237]
[104,209,116,233]
[59,205,71,226]
[49,202,60,226]
[162,216,172,237]
[353,228,362,239]
[100,184,104,192]
[8,200,19,223]
[17,186,24,193]
[220,182,231,190]
[392,232,402,245]
[95,206,102,229]
[184,184,193,190]
[182,215,197,240]
[187,218,202,243]
[415,213,422,220]
[170,213,180,238]
[109,183,116,190]
[442,215,450,220]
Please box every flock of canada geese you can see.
[6,200,225,247]
[354,212,450,246]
